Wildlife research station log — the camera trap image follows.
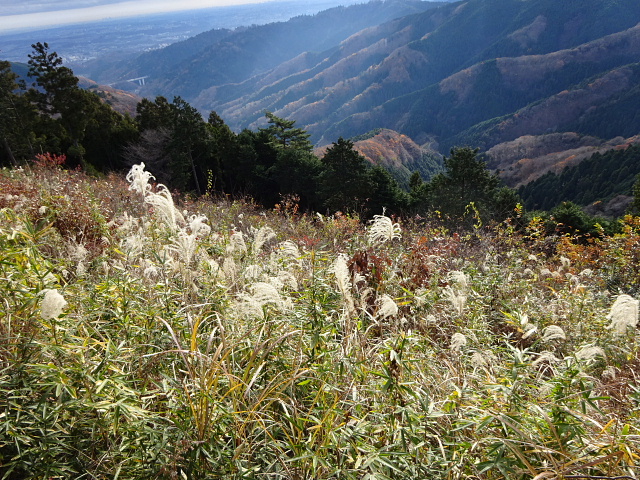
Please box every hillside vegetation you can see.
[0,162,639,479]
[315,128,443,188]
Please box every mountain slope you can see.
[126,0,446,101]
[176,0,640,148]
[315,128,443,187]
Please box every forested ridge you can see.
[1,43,524,226]
[519,144,640,212]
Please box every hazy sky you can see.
[0,0,273,32]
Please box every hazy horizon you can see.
[0,0,279,33]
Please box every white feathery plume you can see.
[142,263,160,280]
[126,163,155,196]
[531,351,561,369]
[333,255,351,294]
[252,226,276,255]
[168,214,211,266]
[244,264,263,281]
[222,256,238,283]
[333,254,355,314]
[41,289,67,320]
[170,230,198,266]
[541,325,567,343]
[376,294,398,320]
[277,270,299,291]
[206,259,222,280]
[145,184,184,231]
[448,270,468,291]
[606,294,639,336]
[227,230,247,255]
[235,294,265,319]
[367,212,401,245]
[121,232,145,257]
[443,285,466,316]
[248,281,287,310]
[235,281,288,320]
[187,214,211,238]
[575,345,606,362]
[470,350,497,370]
[450,332,467,351]
[274,240,300,261]
[266,276,285,291]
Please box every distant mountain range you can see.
[105,0,640,144]
[17,0,640,208]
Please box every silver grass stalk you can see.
[276,270,299,290]
[222,256,238,283]
[187,214,211,238]
[169,230,198,266]
[443,285,466,316]
[333,254,355,314]
[252,225,276,255]
[227,230,247,255]
[367,212,401,245]
[531,351,561,368]
[376,294,398,320]
[248,281,287,310]
[575,345,606,362]
[274,240,300,261]
[126,162,155,196]
[448,270,468,291]
[145,184,184,231]
[606,294,639,336]
[541,325,566,343]
[244,264,263,281]
[450,332,467,351]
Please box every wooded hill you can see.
[101,0,640,153]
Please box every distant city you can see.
[0,0,361,72]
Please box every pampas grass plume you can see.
[606,294,639,336]
[450,332,467,351]
[376,294,398,320]
[368,212,401,245]
[41,289,67,320]
[126,163,155,196]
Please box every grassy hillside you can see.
[1,163,639,479]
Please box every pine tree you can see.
[261,111,312,152]
[319,137,371,213]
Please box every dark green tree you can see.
[428,146,518,223]
[26,42,132,170]
[318,137,371,213]
[206,110,237,193]
[268,147,323,210]
[131,96,216,193]
[0,61,37,165]
[364,165,409,217]
[408,171,430,213]
[261,111,312,152]
[27,42,78,116]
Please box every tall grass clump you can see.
[0,164,638,479]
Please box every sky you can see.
[0,0,272,32]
